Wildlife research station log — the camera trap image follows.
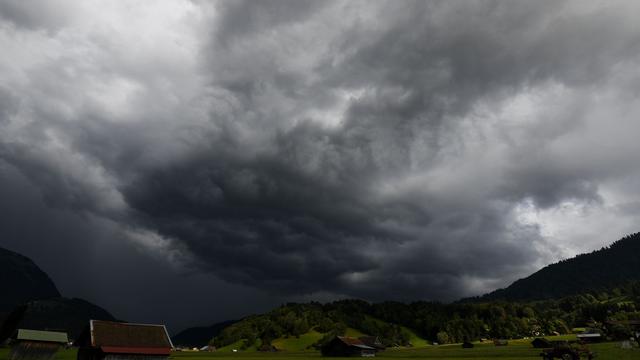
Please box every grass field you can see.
[1,340,638,360]
[272,330,325,351]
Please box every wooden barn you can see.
[321,336,377,357]
[8,329,68,360]
[75,320,173,360]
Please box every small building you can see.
[531,338,552,348]
[75,320,173,360]
[493,339,508,346]
[9,329,68,360]
[321,336,377,357]
[576,331,602,343]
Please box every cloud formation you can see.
[2,0,640,323]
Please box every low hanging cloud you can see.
[2,0,640,305]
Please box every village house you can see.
[321,336,377,357]
[8,329,68,360]
[75,320,173,360]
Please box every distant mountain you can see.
[0,247,60,311]
[474,232,640,301]
[0,246,117,342]
[0,297,116,342]
[172,320,237,348]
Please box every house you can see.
[531,338,552,348]
[8,329,68,360]
[321,336,377,357]
[75,320,173,360]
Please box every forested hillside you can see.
[476,232,640,301]
[211,282,640,350]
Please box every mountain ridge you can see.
[468,232,640,302]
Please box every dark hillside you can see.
[0,247,60,311]
[0,246,117,342]
[172,320,237,348]
[474,232,640,301]
[0,297,116,342]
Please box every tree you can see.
[436,331,450,344]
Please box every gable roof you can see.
[337,336,375,350]
[15,329,68,344]
[359,336,385,349]
[89,320,173,352]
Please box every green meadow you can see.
[168,342,640,359]
[4,337,636,360]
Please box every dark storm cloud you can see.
[0,0,72,31]
[2,0,640,316]
[214,0,328,45]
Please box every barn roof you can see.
[88,320,173,354]
[337,336,375,350]
[15,329,68,344]
[576,333,601,338]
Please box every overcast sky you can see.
[2,0,640,333]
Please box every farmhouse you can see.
[8,329,68,360]
[321,336,377,357]
[75,320,173,360]
[531,338,552,348]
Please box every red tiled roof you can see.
[90,320,172,350]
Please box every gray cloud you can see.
[2,0,640,326]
